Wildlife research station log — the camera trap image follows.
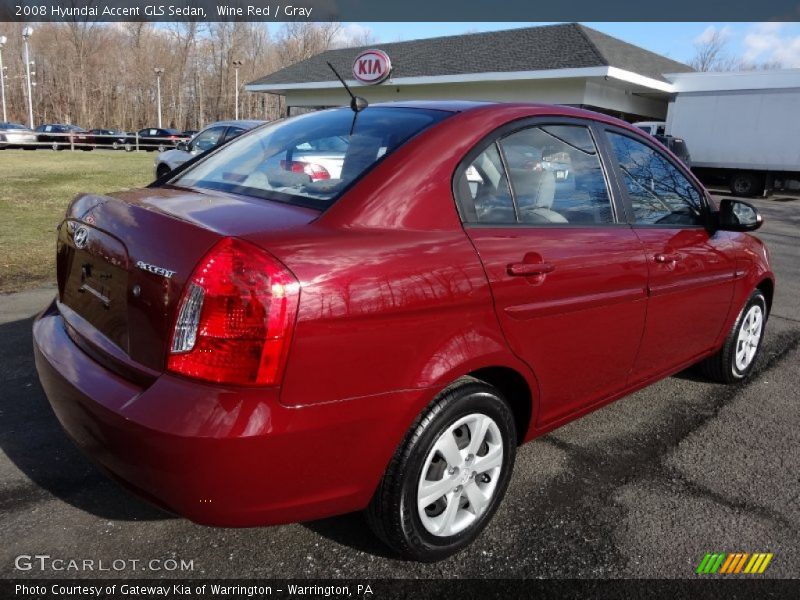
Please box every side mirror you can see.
[715,198,763,232]
[176,141,188,152]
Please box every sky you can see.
[327,22,800,67]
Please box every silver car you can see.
[0,122,37,149]
[154,120,264,179]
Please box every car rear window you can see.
[171,107,451,210]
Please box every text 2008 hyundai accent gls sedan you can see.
[33,101,774,561]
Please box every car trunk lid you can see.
[57,187,317,373]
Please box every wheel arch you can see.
[756,277,774,315]
[465,366,533,445]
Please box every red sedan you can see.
[33,102,774,561]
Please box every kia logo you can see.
[352,50,392,85]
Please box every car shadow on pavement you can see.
[0,316,172,522]
[302,512,398,559]
[670,364,715,383]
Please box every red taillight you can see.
[167,238,300,386]
[279,160,331,181]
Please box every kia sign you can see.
[352,50,392,85]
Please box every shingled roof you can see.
[249,23,693,89]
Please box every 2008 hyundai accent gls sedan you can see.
[33,101,774,561]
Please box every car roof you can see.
[204,119,265,128]
[358,100,494,113]
[363,101,640,132]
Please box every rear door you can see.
[456,119,649,426]
[599,127,736,383]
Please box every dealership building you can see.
[246,23,695,121]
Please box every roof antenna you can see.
[326,61,368,135]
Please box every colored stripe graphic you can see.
[734,553,749,573]
[744,554,760,573]
[696,552,772,574]
[696,554,712,574]
[720,554,737,574]
[710,553,726,573]
[758,554,774,573]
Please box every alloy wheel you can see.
[417,413,503,537]
[735,304,763,372]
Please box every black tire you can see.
[366,378,517,561]
[729,172,764,197]
[51,142,60,151]
[157,144,167,153]
[124,143,133,152]
[156,164,171,179]
[112,141,120,150]
[700,290,767,384]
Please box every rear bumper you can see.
[33,300,422,526]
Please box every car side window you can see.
[499,125,614,225]
[455,143,516,224]
[607,132,703,226]
[191,126,226,152]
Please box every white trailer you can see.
[665,70,800,196]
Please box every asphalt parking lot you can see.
[0,194,798,579]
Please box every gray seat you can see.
[510,169,567,224]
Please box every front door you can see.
[601,129,736,383]
[456,121,649,426]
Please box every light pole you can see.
[153,67,164,128]
[0,36,7,123]
[232,60,242,120]
[22,26,34,128]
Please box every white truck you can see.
[664,70,800,197]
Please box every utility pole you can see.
[232,60,242,120]
[22,26,34,128]
[154,67,164,128]
[0,36,7,122]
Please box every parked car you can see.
[181,129,198,138]
[633,121,666,136]
[270,133,348,180]
[123,128,184,152]
[35,124,94,150]
[33,102,774,562]
[89,128,127,149]
[0,122,37,149]
[654,133,692,167]
[154,120,264,178]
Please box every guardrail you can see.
[0,131,191,152]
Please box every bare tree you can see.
[0,20,374,129]
[689,29,738,72]
[274,23,342,65]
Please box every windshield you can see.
[171,106,451,210]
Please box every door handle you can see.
[654,253,681,264]
[507,262,555,277]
